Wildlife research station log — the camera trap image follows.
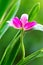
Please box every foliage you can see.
[0,0,43,65]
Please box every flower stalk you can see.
[20,29,25,58]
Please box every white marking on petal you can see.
[7,21,13,26]
[7,21,10,23]
[33,24,43,31]
[21,14,28,20]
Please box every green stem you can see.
[20,29,25,58]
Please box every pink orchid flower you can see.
[7,14,43,31]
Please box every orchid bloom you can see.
[7,14,43,31]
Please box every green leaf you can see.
[0,31,21,65]
[16,48,43,65]
[0,0,21,38]
[0,27,20,60]
[0,0,21,28]
[29,2,40,21]
[0,0,11,18]
[0,23,9,39]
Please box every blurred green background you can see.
[17,0,43,64]
[16,0,43,24]
[0,0,43,65]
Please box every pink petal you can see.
[10,17,22,29]
[20,14,28,26]
[24,21,37,30]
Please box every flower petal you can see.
[24,21,37,30]
[20,14,28,25]
[7,17,22,29]
[7,21,14,27]
[33,23,43,31]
